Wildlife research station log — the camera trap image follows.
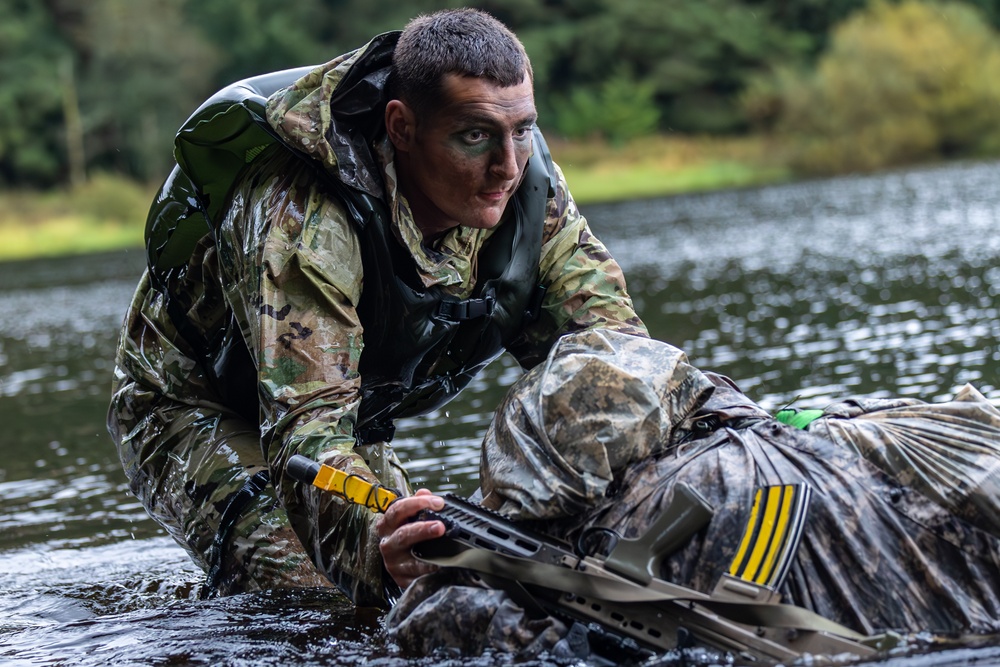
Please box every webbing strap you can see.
[417,547,866,640]
[437,295,496,321]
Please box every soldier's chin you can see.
[481,206,510,229]
[461,214,504,230]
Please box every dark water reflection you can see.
[2,160,1000,665]
[606,162,1000,409]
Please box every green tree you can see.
[0,0,72,186]
[951,0,1000,27]
[508,0,808,134]
[40,0,219,184]
[551,67,660,143]
[746,0,1000,173]
[81,0,219,183]
[745,0,1000,51]
[0,0,886,187]
[185,0,338,86]
[744,0,870,55]
[312,0,466,55]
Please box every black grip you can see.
[286,454,321,484]
[413,493,575,565]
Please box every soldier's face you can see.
[390,72,537,239]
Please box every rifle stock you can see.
[286,454,893,663]
[412,491,891,663]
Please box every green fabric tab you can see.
[774,409,825,430]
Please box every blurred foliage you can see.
[0,172,150,259]
[744,0,1000,173]
[510,0,809,134]
[75,0,219,182]
[553,132,790,202]
[0,0,69,185]
[184,0,335,84]
[0,172,151,226]
[5,0,1000,189]
[744,0,871,54]
[65,172,155,225]
[551,67,661,143]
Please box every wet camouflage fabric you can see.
[479,330,719,518]
[108,38,646,607]
[388,569,580,659]
[804,386,1000,537]
[387,330,1000,658]
[109,271,333,596]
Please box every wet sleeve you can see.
[223,169,391,606]
[507,162,648,368]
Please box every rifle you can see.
[286,454,896,663]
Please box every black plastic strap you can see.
[202,469,271,597]
[523,284,547,322]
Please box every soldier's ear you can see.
[385,100,416,152]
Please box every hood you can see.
[479,330,717,519]
[266,30,400,197]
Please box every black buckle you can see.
[356,422,396,445]
[438,295,495,321]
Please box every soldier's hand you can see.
[376,488,446,589]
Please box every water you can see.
[2,159,1000,665]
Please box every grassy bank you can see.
[554,134,790,203]
[0,174,152,261]
[0,135,790,262]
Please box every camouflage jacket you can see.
[389,330,1000,658]
[114,35,647,605]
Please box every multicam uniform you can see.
[108,35,646,606]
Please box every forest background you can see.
[5,0,1000,259]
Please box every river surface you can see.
[2,160,1000,666]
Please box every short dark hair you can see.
[390,8,533,120]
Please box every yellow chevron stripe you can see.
[729,484,808,587]
[729,488,763,577]
[742,486,782,581]
[756,486,794,585]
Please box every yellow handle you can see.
[287,454,399,513]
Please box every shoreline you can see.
[0,133,977,263]
[0,137,788,263]
[0,162,778,263]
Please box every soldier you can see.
[107,8,646,606]
[387,330,1000,660]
